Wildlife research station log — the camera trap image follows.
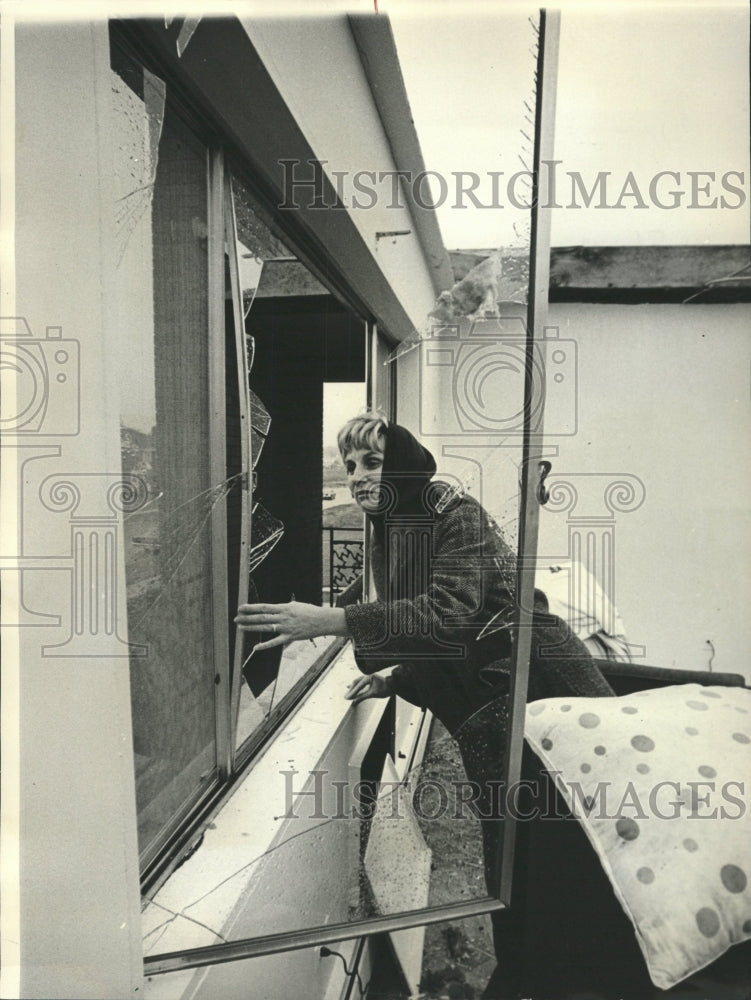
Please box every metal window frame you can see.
[498,6,560,904]
[222,161,371,773]
[208,149,233,781]
[114,48,234,882]
[363,320,397,602]
[225,167,253,764]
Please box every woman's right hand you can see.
[344,673,392,705]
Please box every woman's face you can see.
[344,444,384,512]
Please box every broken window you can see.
[114,6,554,974]
[112,41,220,869]
[110,33,368,877]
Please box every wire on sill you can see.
[319,946,368,997]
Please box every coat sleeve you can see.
[385,664,424,706]
[344,497,515,674]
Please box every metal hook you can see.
[537,461,552,505]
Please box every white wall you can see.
[242,16,440,333]
[398,300,751,678]
[7,20,143,998]
[395,307,529,550]
[543,302,751,678]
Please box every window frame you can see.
[222,156,371,772]
[208,151,234,783]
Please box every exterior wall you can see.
[242,16,441,333]
[402,300,751,680]
[7,21,143,998]
[543,302,751,678]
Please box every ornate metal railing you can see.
[322,527,364,606]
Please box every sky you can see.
[384,3,751,249]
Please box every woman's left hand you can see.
[235,601,347,651]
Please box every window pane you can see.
[111,46,218,861]
[227,172,367,751]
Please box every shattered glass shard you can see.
[111,65,167,266]
[249,390,271,469]
[250,390,271,436]
[249,503,284,574]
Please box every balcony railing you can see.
[321,526,364,606]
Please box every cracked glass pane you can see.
[110,58,166,266]
[111,39,220,864]
[148,691,510,951]
[231,172,293,319]
[212,9,539,958]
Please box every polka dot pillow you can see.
[524,683,751,990]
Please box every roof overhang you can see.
[348,14,454,295]
[120,15,450,340]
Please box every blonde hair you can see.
[337,409,388,459]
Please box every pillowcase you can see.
[524,683,751,989]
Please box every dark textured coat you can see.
[343,421,613,734]
[344,488,518,734]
